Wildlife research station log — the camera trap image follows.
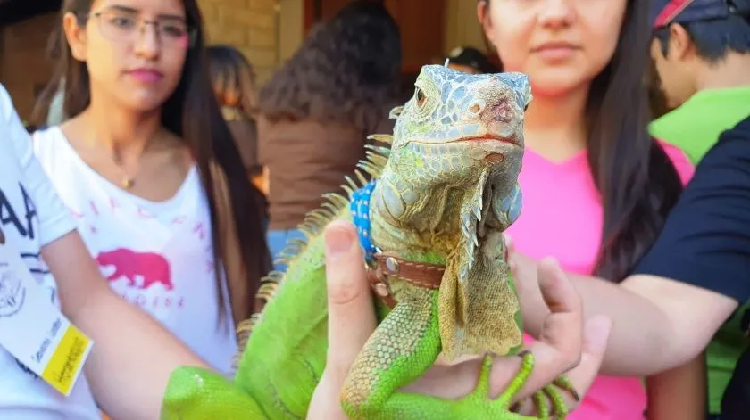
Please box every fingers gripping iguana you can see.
[160,64,578,419]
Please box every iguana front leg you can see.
[338,292,513,419]
[340,291,442,419]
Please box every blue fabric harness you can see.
[350,180,379,262]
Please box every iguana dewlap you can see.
[160,64,576,420]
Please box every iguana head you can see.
[372,64,531,259]
[391,64,530,153]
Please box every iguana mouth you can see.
[456,135,519,146]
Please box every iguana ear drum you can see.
[485,153,505,164]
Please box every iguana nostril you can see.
[485,102,512,122]
[469,103,482,114]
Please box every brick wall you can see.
[0,12,58,121]
[199,0,280,85]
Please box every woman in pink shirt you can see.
[477,0,694,419]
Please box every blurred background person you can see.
[256,0,403,272]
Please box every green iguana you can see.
[161,64,577,419]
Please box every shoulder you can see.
[649,104,689,138]
[655,139,695,185]
[29,126,67,171]
[0,86,21,172]
[692,116,750,182]
[0,85,76,246]
[31,125,62,140]
[724,113,750,136]
[634,116,750,301]
[30,125,64,147]
[0,85,33,164]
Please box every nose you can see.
[134,22,161,59]
[538,0,575,29]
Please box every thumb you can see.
[323,220,377,380]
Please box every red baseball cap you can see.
[651,0,748,29]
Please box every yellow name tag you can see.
[41,323,92,395]
[0,242,93,396]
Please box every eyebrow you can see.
[107,4,187,22]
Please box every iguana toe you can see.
[453,353,573,420]
[530,375,577,420]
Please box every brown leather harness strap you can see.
[365,252,445,308]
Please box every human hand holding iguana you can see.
[309,221,612,419]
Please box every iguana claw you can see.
[453,352,572,419]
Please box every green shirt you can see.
[649,86,750,415]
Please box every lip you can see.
[531,42,579,61]
[125,68,164,83]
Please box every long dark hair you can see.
[257,0,403,133]
[32,0,272,328]
[480,0,684,282]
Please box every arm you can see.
[515,262,732,375]
[42,233,208,419]
[645,354,707,420]
[3,86,208,419]
[514,122,750,376]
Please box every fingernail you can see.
[325,226,355,257]
[585,316,613,351]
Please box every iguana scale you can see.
[160,64,576,419]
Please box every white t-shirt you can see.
[0,85,101,418]
[31,127,239,376]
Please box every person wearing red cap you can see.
[649,0,750,162]
[644,1,750,418]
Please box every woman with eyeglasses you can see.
[30,0,271,381]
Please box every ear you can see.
[63,12,88,62]
[477,0,492,32]
[667,23,695,61]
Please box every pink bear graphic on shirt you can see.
[95,248,174,291]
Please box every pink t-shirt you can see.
[506,141,694,420]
